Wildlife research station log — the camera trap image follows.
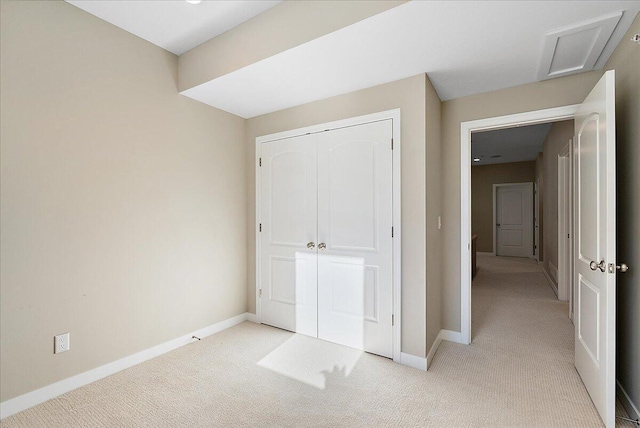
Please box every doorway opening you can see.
[468,117,586,423]
[460,105,578,344]
[470,117,575,330]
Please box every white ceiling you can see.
[182,1,639,118]
[66,1,281,55]
[66,1,640,119]
[471,123,556,166]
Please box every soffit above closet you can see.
[66,1,640,119]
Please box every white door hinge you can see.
[259,158,262,167]
[391,226,394,238]
[259,223,262,232]
[391,138,394,150]
[259,289,262,297]
[392,314,395,326]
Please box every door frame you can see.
[492,182,535,259]
[558,141,573,307]
[534,179,540,261]
[460,104,579,344]
[255,109,402,362]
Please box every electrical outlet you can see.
[54,333,70,354]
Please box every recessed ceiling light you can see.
[186,0,201,4]
[473,158,481,162]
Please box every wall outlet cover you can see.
[54,333,70,354]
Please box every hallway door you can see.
[495,183,533,258]
[573,70,616,428]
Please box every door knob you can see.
[496,223,501,227]
[318,243,326,250]
[590,260,606,272]
[617,263,629,273]
[307,242,315,249]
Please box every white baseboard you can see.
[549,262,558,282]
[400,352,427,371]
[426,331,443,370]
[440,329,465,344]
[0,312,252,420]
[542,268,558,297]
[246,312,258,323]
[423,329,467,370]
[617,380,640,422]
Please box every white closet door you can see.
[260,134,318,337]
[316,120,393,358]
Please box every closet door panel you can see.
[260,135,317,337]
[317,120,393,358]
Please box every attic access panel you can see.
[538,11,622,80]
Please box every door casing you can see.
[255,109,402,363]
[558,141,573,307]
[534,180,540,261]
[460,104,580,345]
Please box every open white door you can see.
[574,70,616,427]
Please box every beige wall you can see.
[604,14,640,414]
[535,152,544,261]
[471,161,536,253]
[425,76,442,356]
[0,1,247,402]
[541,120,574,281]
[441,70,604,332]
[178,1,406,92]
[246,74,431,358]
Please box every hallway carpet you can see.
[2,255,608,427]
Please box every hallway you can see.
[435,253,604,426]
[454,254,634,427]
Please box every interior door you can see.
[316,120,394,358]
[496,183,533,258]
[260,134,318,337]
[573,70,616,428]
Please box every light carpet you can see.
[2,255,613,427]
